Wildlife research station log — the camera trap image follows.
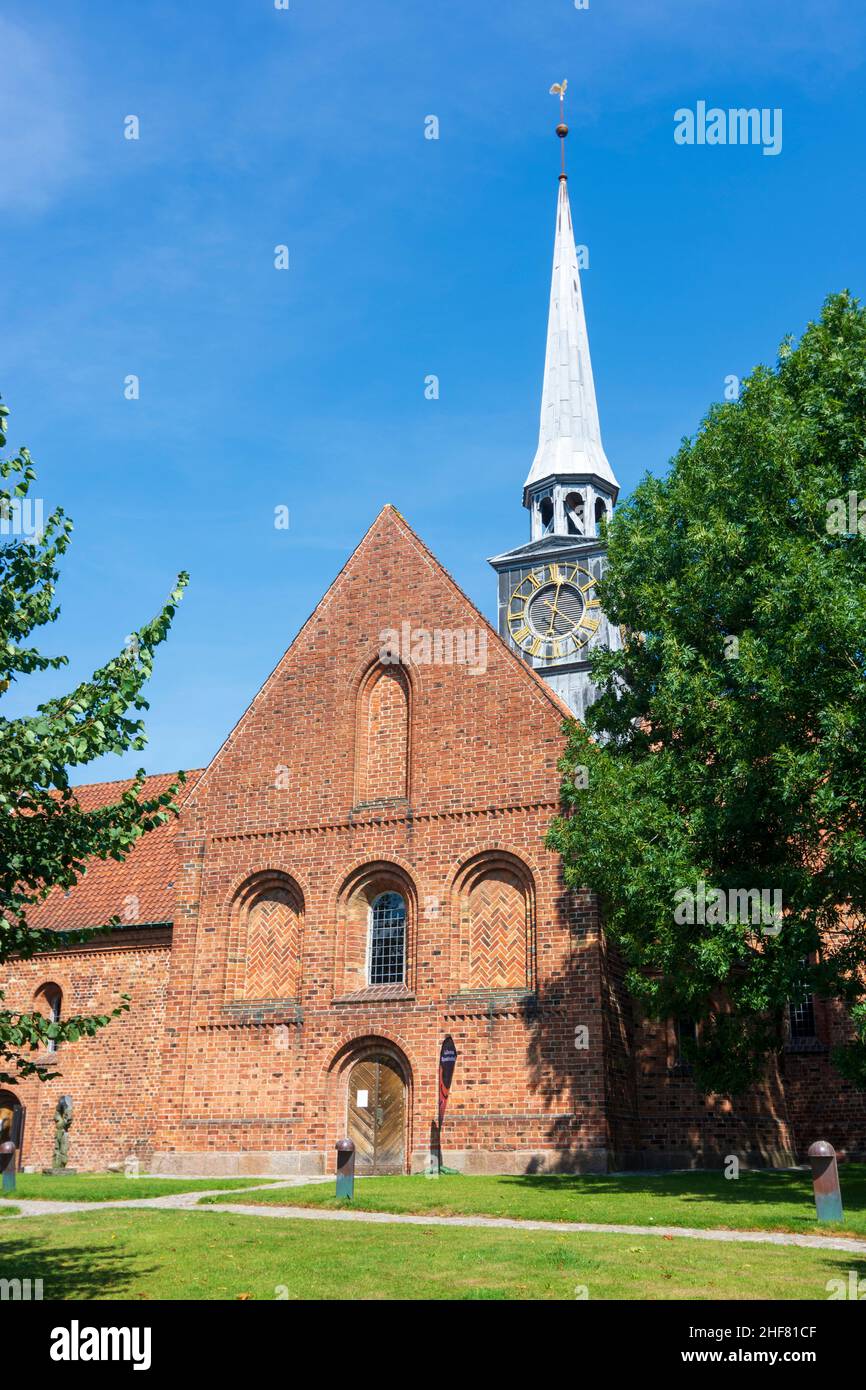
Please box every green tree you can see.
[0,398,187,1086]
[548,292,866,1095]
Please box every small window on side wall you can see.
[35,983,62,1053]
[789,996,816,1040]
[789,976,817,1041]
[539,496,554,534]
[674,1017,697,1070]
[788,958,817,1042]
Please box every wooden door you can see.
[347,1057,405,1174]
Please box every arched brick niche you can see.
[33,981,64,1054]
[354,661,410,806]
[334,862,417,999]
[452,852,536,993]
[225,871,304,1002]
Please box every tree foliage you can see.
[548,292,866,1094]
[0,398,187,1086]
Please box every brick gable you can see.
[183,505,570,838]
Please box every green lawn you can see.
[0,1205,18,1217]
[0,1208,860,1300]
[205,1167,866,1241]
[3,1173,275,1202]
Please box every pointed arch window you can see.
[368,892,406,985]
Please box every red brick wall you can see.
[616,993,865,1167]
[630,1015,795,1168]
[783,995,866,1160]
[599,933,641,1165]
[1,930,171,1170]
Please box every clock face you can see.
[507,562,601,660]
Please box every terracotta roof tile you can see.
[26,771,203,933]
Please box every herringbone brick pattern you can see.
[468,869,527,989]
[243,888,300,999]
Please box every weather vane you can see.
[550,79,569,179]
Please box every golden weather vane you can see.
[550,79,569,179]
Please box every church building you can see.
[3,137,865,1177]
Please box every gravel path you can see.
[1,1186,864,1254]
[0,1178,320,1218]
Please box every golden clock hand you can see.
[544,594,562,638]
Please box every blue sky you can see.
[2,0,864,781]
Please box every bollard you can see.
[0,1141,16,1195]
[808,1140,844,1223]
[336,1138,356,1200]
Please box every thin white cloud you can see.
[0,17,87,213]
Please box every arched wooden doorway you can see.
[347,1055,406,1175]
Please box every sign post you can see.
[436,1036,459,1175]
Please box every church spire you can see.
[489,93,622,717]
[523,90,618,506]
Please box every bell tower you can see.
[489,83,620,722]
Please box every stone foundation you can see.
[150,1150,328,1178]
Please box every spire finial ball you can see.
[556,123,568,139]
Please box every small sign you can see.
[438,1035,458,1129]
[356,1089,369,1109]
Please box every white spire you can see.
[524,177,618,497]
